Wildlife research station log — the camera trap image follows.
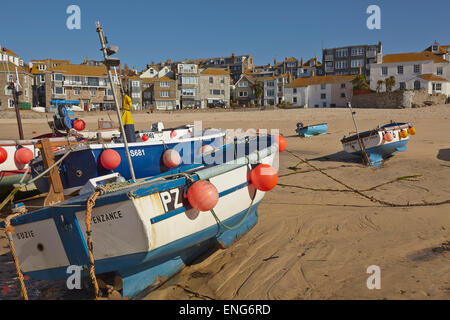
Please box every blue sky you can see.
[1,0,449,70]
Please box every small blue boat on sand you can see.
[1,135,278,299]
[341,122,416,167]
[296,122,328,137]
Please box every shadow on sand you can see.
[437,149,450,162]
[309,150,362,164]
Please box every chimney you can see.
[358,65,362,75]
[311,69,315,77]
[274,58,277,65]
[300,57,303,66]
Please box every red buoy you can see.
[274,135,287,152]
[198,144,214,154]
[0,147,7,164]
[383,133,393,142]
[250,164,278,191]
[170,130,177,138]
[162,149,181,168]
[100,149,121,170]
[142,134,149,141]
[14,147,34,165]
[187,180,219,212]
[73,119,86,131]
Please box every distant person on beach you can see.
[122,90,136,142]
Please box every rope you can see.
[285,149,450,208]
[210,195,256,230]
[84,187,104,300]
[3,214,28,300]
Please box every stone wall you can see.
[351,90,447,109]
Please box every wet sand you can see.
[1,105,449,299]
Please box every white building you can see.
[369,47,450,96]
[140,64,172,79]
[0,45,24,67]
[285,74,355,108]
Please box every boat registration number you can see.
[129,149,146,157]
[159,186,186,213]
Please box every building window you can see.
[397,66,403,74]
[88,77,99,86]
[267,81,275,87]
[132,92,140,98]
[181,76,198,85]
[238,81,248,87]
[340,93,346,98]
[38,65,46,71]
[221,78,225,84]
[382,67,388,76]
[209,77,213,84]
[54,74,63,81]
[8,99,14,109]
[4,85,12,95]
[90,88,97,96]
[432,83,442,91]
[341,83,346,89]
[55,87,64,95]
[321,93,326,99]
[293,97,297,103]
[39,75,45,83]
[74,76,81,83]
[351,59,364,68]
[160,91,170,97]
[399,82,406,90]
[321,84,326,90]
[336,49,348,57]
[132,81,140,87]
[267,89,275,97]
[182,88,195,96]
[351,47,365,56]
[73,88,80,95]
[414,64,421,74]
[414,80,421,90]
[323,102,327,107]
[293,88,297,94]
[106,89,112,96]
[160,82,170,87]
[335,60,348,69]
[437,67,443,76]
[239,91,248,97]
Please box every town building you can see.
[257,74,290,106]
[233,74,257,106]
[126,76,143,110]
[141,76,177,110]
[140,64,173,79]
[34,63,121,111]
[322,42,382,80]
[175,63,201,109]
[199,68,231,108]
[369,51,450,96]
[285,73,355,108]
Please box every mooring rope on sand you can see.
[285,149,450,208]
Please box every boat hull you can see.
[296,123,328,137]
[4,136,276,299]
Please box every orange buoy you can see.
[407,127,416,135]
[73,119,86,131]
[399,130,408,139]
[162,149,181,168]
[274,135,287,153]
[170,130,177,138]
[14,147,34,165]
[100,149,121,170]
[198,144,214,154]
[142,134,149,141]
[250,164,278,191]
[0,147,7,164]
[383,132,393,142]
[187,180,219,212]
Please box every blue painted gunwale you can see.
[296,123,328,137]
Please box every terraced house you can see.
[369,43,450,96]
[199,68,230,108]
[0,47,33,111]
[175,63,201,109]
[33,63,121,111]
[142,76,177,110]
[233,74,256,106]
[257,74,290,106]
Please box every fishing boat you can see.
[295,122,328,137]
[341,122,416,167]
[30,128,226,195]
[0,134,279,299]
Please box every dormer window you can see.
[38,65,46,71]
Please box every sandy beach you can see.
[1,105,449,300]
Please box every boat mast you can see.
[347,102,370,165]
[95,22,136,181]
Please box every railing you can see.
[63,80,108,87]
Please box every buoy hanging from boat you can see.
[162,149,181,168]
[100,149,121,170]
[187,180,219,211]
[0,147,7,164]
[73,119,86,131]
[399,130,408,139]
[250,164,278,191]
[14,147,34,165]
[383,132,393,142]
[198,144,214,154]
[274,135,287,153]
[170,130,177,138]
[408,127,416,135]
[142,134,149,141]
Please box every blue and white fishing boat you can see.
[1,134,279,299]
[341,122,416,167]
[295,122,328,137]
[30,128,226,195]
